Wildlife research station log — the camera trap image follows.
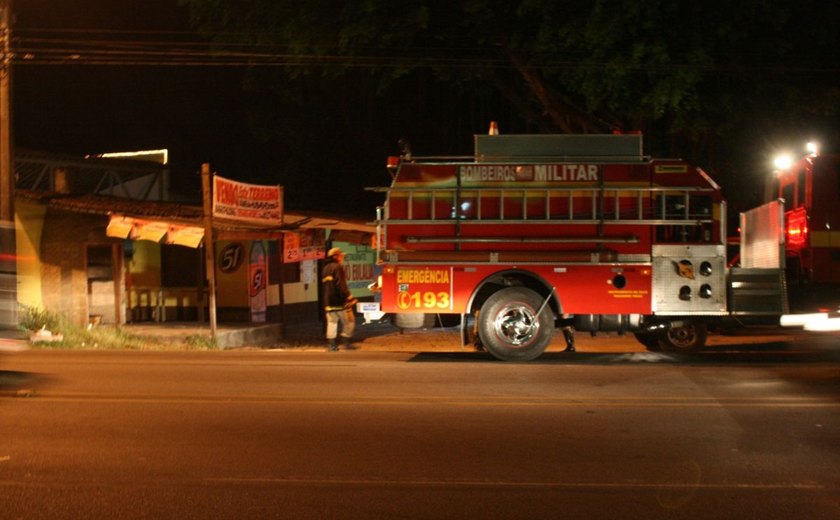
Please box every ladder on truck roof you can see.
[372,134,723,263]
[381,185,716,225]
[375,184,722,265]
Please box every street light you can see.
[773,153,793,173]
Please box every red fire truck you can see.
[371,132,789,361]
[770,146,839,286]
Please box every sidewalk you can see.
[0,329,28,352]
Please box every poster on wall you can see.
[282,229,326,263]
[331,241,375,297]
[300,259,317,285]
[283,232,301,263]
[249,241,267,323]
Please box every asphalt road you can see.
[1,335,839,519]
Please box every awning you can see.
[107,215,206,248]
[19,190,374,247]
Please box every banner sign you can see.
[213,175,283,225]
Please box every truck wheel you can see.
[633,332,660,351]
[657,321,708,352]
[477,287,553,361]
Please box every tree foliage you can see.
[180,0,838,211]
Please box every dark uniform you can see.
[321,247,356,350]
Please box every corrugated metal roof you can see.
[16,190,374,233]
[18,190,203,223]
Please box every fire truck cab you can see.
[372,133,788,361]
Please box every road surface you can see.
[1,334,838,519]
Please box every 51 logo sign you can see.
[219,243,244,273]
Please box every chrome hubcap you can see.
[493,303,539,347]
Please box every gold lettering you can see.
[397,269,450,284]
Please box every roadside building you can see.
[12,150,374,342]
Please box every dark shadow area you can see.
[408,339,840,365]
[0,370,45,396]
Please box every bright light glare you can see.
[804,317,840,332]
[781,312,840,332]
[805,142,819,155]
[773,154,793,171]
[780,313,828,327]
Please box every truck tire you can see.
[477,287,554,361]
[657,321,708,352]
[633,332,660,351]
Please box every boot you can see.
[327,338,338,352]
[562,328,576,353]
[339,337,357,350]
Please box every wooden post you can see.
[112,243,123,328]
[0,0,16,328]
[201,163,217,341]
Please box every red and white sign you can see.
[213,175,283,225]
[249,241,267,323]
[282,229,325,263]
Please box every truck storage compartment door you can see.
[730,200,789,314]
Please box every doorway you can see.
[87,244,118,324]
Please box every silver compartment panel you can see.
[652,245,726,314]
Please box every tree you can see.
[180,0,838,211]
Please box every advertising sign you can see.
[249,241,267,323]
[282,229,325,263]
[218,243,244,273]
[213,175,283,225]
[283,232,301,263]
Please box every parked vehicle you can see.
[369,129,788,360]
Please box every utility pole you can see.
[201,163,217,341]
[0,0,16,329]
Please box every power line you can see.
[9,33,839,75]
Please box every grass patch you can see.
[185,334,217,350]
[17,305,211,350]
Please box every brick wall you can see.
[40,209,115,326]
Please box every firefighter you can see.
[321,247,358,351]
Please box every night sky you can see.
[11,1,840,217]
[12,0,493,214]
[13,1,256,203]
